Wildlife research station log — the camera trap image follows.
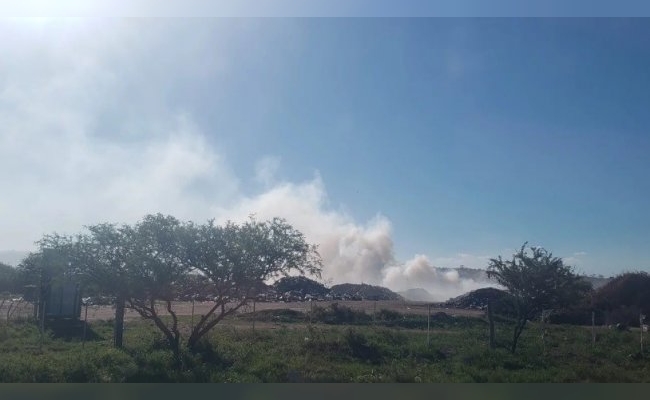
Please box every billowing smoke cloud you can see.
[0,19,496,301]
[210,173,495,300]
[210,174,393,286]
[382,254,495,301]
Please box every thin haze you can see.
[1,19,648,299]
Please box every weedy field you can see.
[0,303,648,382]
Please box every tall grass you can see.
[0,309,647,382]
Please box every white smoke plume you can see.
[0,19,496,301]
[213,172,494,301]
[382,254,495,302]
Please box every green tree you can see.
[72,214,188,352]
[121,214,189,358]
[72,222,133,348]
[486,242,591,353]
[23,219,184,350]
[184,217,322,349]
[21,214,322,358]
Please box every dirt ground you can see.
[1,299,485,323]
[81,300,485,321]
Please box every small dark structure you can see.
[41,280,82,320]
[38,277,85,341]
[36,248,83,321]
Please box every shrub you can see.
[344,329,382,364]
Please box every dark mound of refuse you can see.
[445,287,514,315]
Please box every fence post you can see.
[82,302,88,348]
[488,298,495,349]
[592,311,596,348]
[191,298,195,331]
[40,301,46,350]
[641,313,646,354]
[373,300,377,325]
[252,300,256,332]
[427,303,431,348]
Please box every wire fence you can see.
[0,299,35,321]
[1,298,647,354]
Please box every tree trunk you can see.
[170,336,181,366]
[187,300,245,350]
[114,295,125,348]
[511,319,526,354]
[130,299,182,363]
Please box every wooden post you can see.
[252,300,256,332]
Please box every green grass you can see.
[0,310,648,382]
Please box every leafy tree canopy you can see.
[21,214,322,358]
[487,242,591,353]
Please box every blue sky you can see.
[192,18,650,274]
[0,18,648,295]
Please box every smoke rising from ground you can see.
[383,254,495,301]
[0,19,496,301]
[214,173,495,301]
